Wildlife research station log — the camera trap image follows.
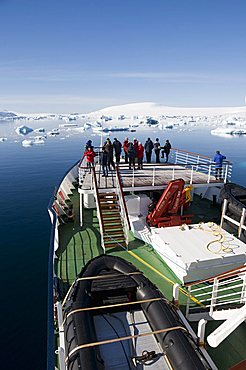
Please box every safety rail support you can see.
[220,199,246,238]
[91,166,105,251]
[209,277,218,317]
[115,165,131,246]
[185,266,246,322]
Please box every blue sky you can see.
[1,0,246,113]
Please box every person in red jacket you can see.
[123,137,129,163]
[137,141,144,169]
[84,147,96,172]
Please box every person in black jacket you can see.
[104,138,115,170]
[154,138,161,163]
[100,146,109,176]
[113,137,122,164]
[162,139,172,163]
[144,138,154,163]
[128,142,136,169]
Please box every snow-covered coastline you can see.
[1,102,246,147]
[1,102,246,124]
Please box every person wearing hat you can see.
[154,138,161,163]
[113,137,122,164]
[162,139,172,163]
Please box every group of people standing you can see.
[123,137,172,167]
[83,137,172,176]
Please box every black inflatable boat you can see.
[63,255,213,370]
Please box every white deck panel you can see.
[150,222,246,283]
[94,310,170,370]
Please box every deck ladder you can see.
[92,166,130,250]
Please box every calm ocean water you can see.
[0,119,246,370]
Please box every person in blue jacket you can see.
[213,150,226,180]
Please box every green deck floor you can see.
[55,192,246,370]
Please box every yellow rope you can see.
[196,222,240,255]
[127,250,203,306]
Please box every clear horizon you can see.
[1,0,246,113]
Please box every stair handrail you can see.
[115,165,131,229]
[91,166,105,251]
[115,165,131,245]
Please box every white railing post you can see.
[132,167,135,187]
[197,319,207,347]
[173,283,180,307]
[224,164,228,183]
[196,155,200,171]
[175,150,178,164]
[238,208,246,239]
[80,193,83,227]
[186,153,188,165]
[240,272,246,304]
[209,277,218,317]
[186,286,192,318]
[190,166,194,184]
[172,166,175,180]
[152,166,155,186]
[207,164,211,183]
[220,199,228,228]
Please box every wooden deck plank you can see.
[81,162,219,191]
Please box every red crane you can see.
[146,179,193,227]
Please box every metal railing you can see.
[115,165,131,246]
[172,148,232,183]
[91,166,105,251]
[78,148,233,189]
[185,265,246,321]
[220,198,246,239]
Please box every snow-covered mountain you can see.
[88,102,246,118]
[1,102,246,122]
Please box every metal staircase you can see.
[98,192,126,249]
[91,166,130,251]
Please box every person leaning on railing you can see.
[213,150,226,180]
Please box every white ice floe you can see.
[211,127,246,136]
[0,137,7,142]
[22,135,46,146]
[33,136,46,144]
[92,126,129,133]
[34,127,46,133]
[74,126,85,132]
[16,125,33,136]
[47,128,60,136]
[22,139,34,147]
[84,122,92,129]
[59,123,78,128]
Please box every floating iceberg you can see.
[59,123,78,128]
[22,139,34,147]
[211,127,246,136]
[0,137,7,142]
[84,122,92,129]
[47,128,60,136]
[33,136,46,144]
[92,126,129,133]
[34,127,46,133]
[16,125,33,136]
[22,136,46,146]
